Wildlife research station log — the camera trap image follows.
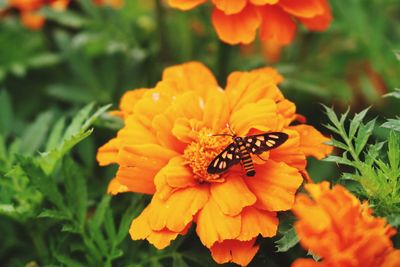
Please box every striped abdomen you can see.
[237,140,256,177]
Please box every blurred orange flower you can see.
[9,0,123,29]
[93,0,124,8]
[10,0,69,29]
[97,62,332,265]
[167,0,332,45]
[292,182,400,267]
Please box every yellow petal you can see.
[238,206,278,241]
[290,124,333,159]
[116,166,156,194]
[97,138,119,166]
[230,98,280,136]
[129,207,180,249]
[148,186,209,232]
[210,239,259,266]
[210,175,256,216]
[196,197,241,248]
[245,160,303,211]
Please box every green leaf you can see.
[39,104,110,174]
[387,131,400,173]
[275,227,299,252]
[62,157,87,228]
[326,139,348,150]
[20,111,53,156]
[381,118,400,132]
[383,88,400,99]
[0,90,13,137]
[323,105,341,128]
[38,209,70,221]
[17,156,65,211]
[45,117,66,151]
[324,155,354,166]
[89,195,111,231]
[355,119,376,156]
[349,107,370,139]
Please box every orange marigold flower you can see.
[97,62,332,265]
[167,0,332,45]
[292,182,400,267]
[9,0,122,29]
[93,0,124,8]
[9,0,69,29]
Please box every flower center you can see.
[183,128,232,183]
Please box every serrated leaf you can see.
[381,118,400,132]
[20,111,53,156]
[275,227,299,252]
[364,142,385,165]
[349,107,370,139]
[383,88,400,99]
[323,155,354,166]
[63,103,95,141]
[17,156,65,211]
[339,107,350,125]
[326,139,348,150]
[355,119,376,155]
[45,117,66,151]
[322,105,341,128]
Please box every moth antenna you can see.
[226,123,236,135]
[212,133,233,137]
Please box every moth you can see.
[207,126,288,177]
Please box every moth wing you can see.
[244,132,288,155]
[207,143,241,174]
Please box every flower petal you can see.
[162,62,219,97]
[172,118,205,143]
[269,129,307,171]
[167,0,207,10]
[202,90,230,133]
[210,239,259,266]
[250,0,278,5]
[245,160,303,211]
[259,5,296,45]
[129,207,180,249]
[210,175,256,216]
[299,0,332,31]
[107,177,128,195]
[225,70,283,111]
[118,88,148,116]
[196,197,241,248]
[211,4,261,45]
[290,124,332,159]
[279,0,325,18]
[230,98,281,136]
[97,138,119,166]
[148,185,209,232]
[238,206,278,241]
[157,157,197,190]
[118,144,178,170]
[212,0,247,15]
[115,166,156,194]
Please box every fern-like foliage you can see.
[323,106,400,224]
